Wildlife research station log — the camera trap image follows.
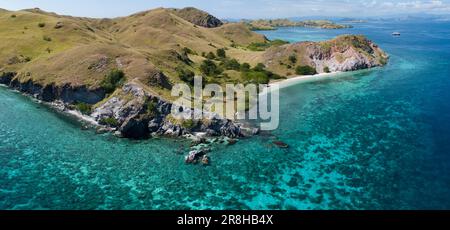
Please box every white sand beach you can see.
[270,71,341,89]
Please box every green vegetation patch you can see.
[200,59,223,76]
[181,119,197,129]
[242,63,282,84]
[295,65,317,75]
[75,102,92,115]
[101,69,125,94]
[145,98,159,117]
[177,67,195,85]
[100,117,119,127]
[247,39,289,51]
[220,58,241,71]
[216,48,226,59]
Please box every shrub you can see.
[240,63,251,72]
[75,102,92,115]
[289,55,297,64]
[271,39,289,46]
[182,47,195,55]
[181,119,196,129]
[146,99,159,117]
[100,117,119,127]
[45,47,52,53]
[177,68,195,85]
[200,59,222,76]
[38,22,46,28]
[101,69,125,94]
[323,66,330,73]
[242,70,270,84]
[11,14,16,18]
[221,58,241,70]
[295,65,317,75]
[247,42,270,51]
[248,39,289,51]
[241,62,282,84]
[206,52,216,60]
[216,48,226,58]
[179,51,192,65]
[43,35,52,42]
[253,63,266,72]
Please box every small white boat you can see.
[392,32,401,36]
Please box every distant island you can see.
[0,7,387,140]
[242,19,353,31]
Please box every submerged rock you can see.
[273,141,289,148]
[185,149,207,164]
[201,155,210,166]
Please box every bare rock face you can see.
[91,83,146,124]
[172,7,223,28]
[306,36,388,73]
[263,35,389,74]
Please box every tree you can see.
[200,59,222,76]
[177,68,195,85]
[222,58,241,70]
[206,52,216,60]
[253,63,266,72]
[216,48,226,58]
[323,66,330,73]
[289,55,297,64]
[240,63,251,72]
[295,65,317,75]
[101,69,125,93]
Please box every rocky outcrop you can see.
[171,7,223,28]
[1,73,105,104]
[0,72,16,84]
[91,83,244,139]
[306,37,388,73]
[263,35,389,74]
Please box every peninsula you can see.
[0,7,388,139]
[243,19,353,31]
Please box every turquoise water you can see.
[1,20,450,210]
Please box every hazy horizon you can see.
[1,0,450,19]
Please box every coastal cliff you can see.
[0,7,388,139]
[263,35,389,75]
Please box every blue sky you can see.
[1,0,449,18]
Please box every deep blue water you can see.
[1,20,450,210]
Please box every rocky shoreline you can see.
[0,72,255,142]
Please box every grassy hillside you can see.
[0,7,386,104]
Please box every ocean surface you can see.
[1,20,450,210]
